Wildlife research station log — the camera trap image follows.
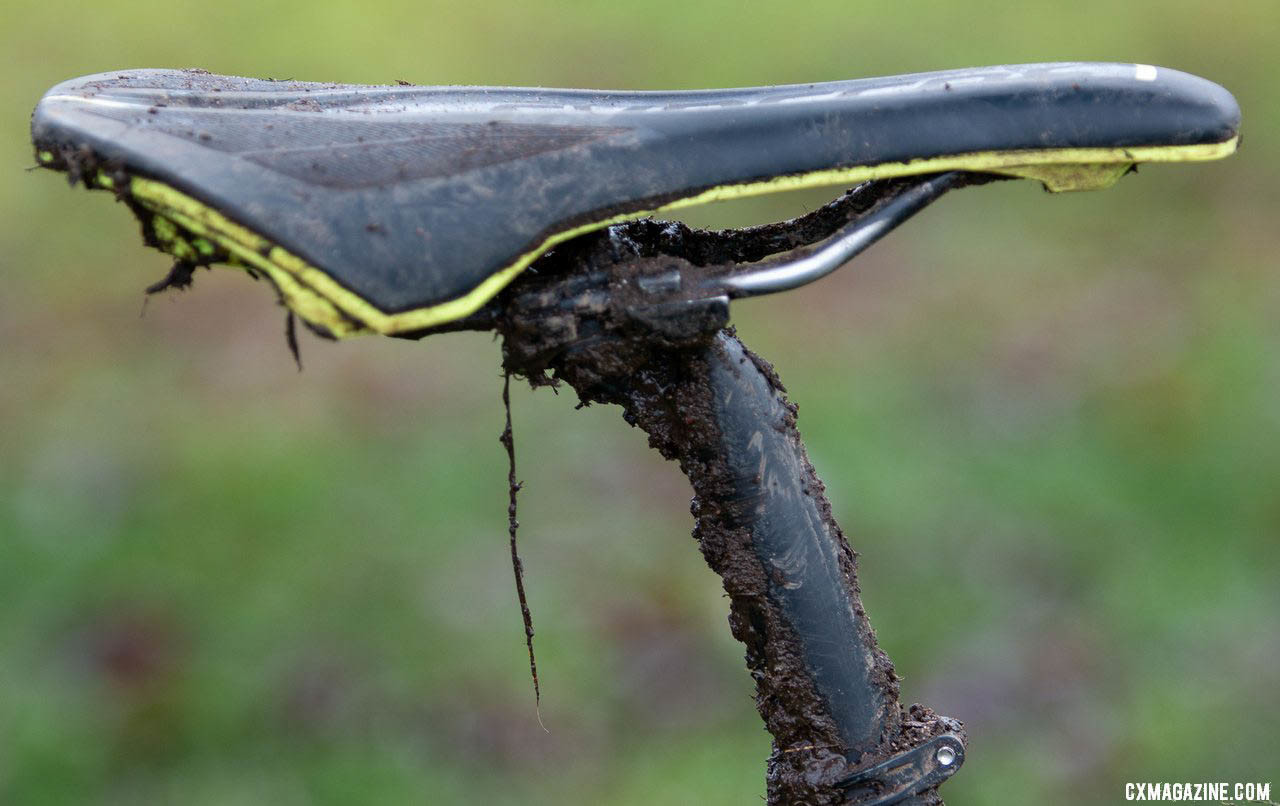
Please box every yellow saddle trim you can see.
[124,136,1238,337]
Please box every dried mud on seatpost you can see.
[495,190,966,804]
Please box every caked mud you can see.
[495,187,967,804]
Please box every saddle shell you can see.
[32,63,1240,335]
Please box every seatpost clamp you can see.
[836,733,966,805]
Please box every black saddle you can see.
[31,63,1239,336]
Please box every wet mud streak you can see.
[500,373,544,728]
[285,311,302,371]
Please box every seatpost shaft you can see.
[505,317,966,803]
[704,333,894,755]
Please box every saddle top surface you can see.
[31,63,1240,336]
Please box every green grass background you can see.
[4,2,1277,803]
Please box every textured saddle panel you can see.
[31,63,1240,335]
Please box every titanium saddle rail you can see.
[31,63,1240,804]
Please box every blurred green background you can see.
[4,1,1277,803]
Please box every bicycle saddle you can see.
[32,63,1239,337]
